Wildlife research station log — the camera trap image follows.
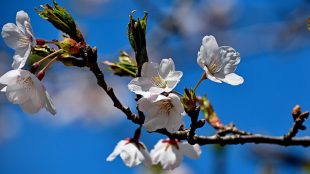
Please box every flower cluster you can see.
[107,34,244,170]
[107,138,201,170]
[0,11,56,115]
[129,58,184,133]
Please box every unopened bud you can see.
[30,63,39,74]
[36,39,46,45]
[58,38,80,56]
[292,105,302,120]
[37,70,45,81]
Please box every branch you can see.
[76,46,310,147]
[80,46,143,125]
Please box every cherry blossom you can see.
[2,11,35,69]
[106,139,152,167]
[128,58,183,96]
[197,35,244,85]
[0,69,56,115]
[150,139,201,170]
[138,93,184,133]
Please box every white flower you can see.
[197,35,244,85]
[138,93,184,133]
[0,69,56,115]
[128,58,183,96]
[106,139,152,167]
[150,139,201,170]
[2,11,35,69]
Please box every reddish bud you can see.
[37,70,45,81]
[36,39,46,46]
[292,105,302,120]
[30,63,39,74]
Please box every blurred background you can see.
[0,0,310,174]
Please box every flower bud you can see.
[292,105,302,121]
[36,39,46,46]
[58,38,80,57]
[36,1,85,45]
[128,11,148,76]
[37,70,45,81]
[30,62,40,73]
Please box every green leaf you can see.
[36,1,85,45]
[181,88,197,112]
[200,96,223,129]
[127,11,148,76]
[102,51,137,77]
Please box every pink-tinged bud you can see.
[292,105,302,120]
[37,70,45,81]
[30,63,40,74]
[36,39,46,46]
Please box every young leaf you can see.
[102,51,137,77]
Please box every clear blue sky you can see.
[0,1,309,174]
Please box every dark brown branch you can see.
[217,124,253,136]
[284,111,309,140]
[80,46,143,125]
[76,45,310,147]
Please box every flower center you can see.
[151,75,167,88]
[205,55,222,74]
[17,76,34,92]
[158,100,174,115]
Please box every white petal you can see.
[1,86,7,92]
[141,62,159,78]
[20,98,41,114]
[5,83,31,104]
[178,143,201,159]
[12,44,31,69]
[1,23,23,49]
[106,140,128,162]
[159,58,175,79]
[24,21,34,43]
[164,71,183,91]
[0,70,19,85]
[203,67,222,83]
[197,35,219,68]
[219,46,240,74]
[120,143,143,167]
[137,94,159,112]
[220,73,244,85]
[161,145,183,170]
[143,114,168,132]
[16,11,30,34]
[44,91,56,115]
[128,77,151,96]
[150,140,166,164]
[165,114,183,133]
[169,93,184,114]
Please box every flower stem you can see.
[172,90,183,97]
[194,72,207,92]
[40,54,60,73]
[34,49,63,66]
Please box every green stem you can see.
[194,72,207,92]
[35,49,63,66]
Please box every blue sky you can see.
[0,1,310,174]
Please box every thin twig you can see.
[81,46,143,125]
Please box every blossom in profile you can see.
[128,58,183,96]
[138,93,184,133]
[2,11,35,69]
[0,69,56,115]
[197,35,244,85]
[106,139,152,167]
[150,139,201,170]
